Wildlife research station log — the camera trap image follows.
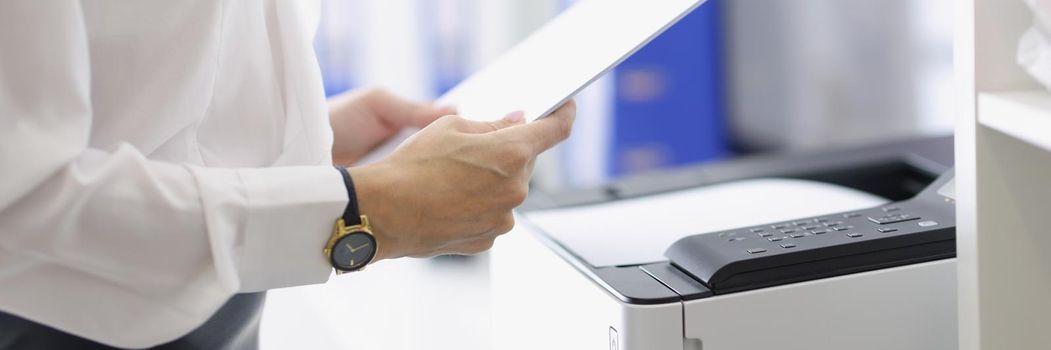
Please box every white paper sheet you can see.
[357,0,707,163]
[523,179,888,267]
[437,0,707,122]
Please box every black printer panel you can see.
[666,171,956,294]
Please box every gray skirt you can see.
[0,292,266,350]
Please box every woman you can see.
[0,1,575,348]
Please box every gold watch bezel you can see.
[323,215,377,274]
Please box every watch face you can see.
[331,231,377,271]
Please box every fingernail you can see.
[503,111,525,123]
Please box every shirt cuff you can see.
[189,165,347,292]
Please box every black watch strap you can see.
[335,167,362,226]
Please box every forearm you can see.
[0,143,346,347]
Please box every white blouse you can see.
[0,0,347,347]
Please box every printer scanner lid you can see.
[523,178,888,267]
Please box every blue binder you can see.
[313,0,729,181]
[609,0,728,176]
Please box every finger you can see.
[360,88,428,129]
[520,157,537,184]
[439,211,516,246]
[451,110,527,134]
[492,100,576,155]
[452,238,498,255]
[411,105,457,129]
[494,212,516,235]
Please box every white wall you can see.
[725,0,955,151]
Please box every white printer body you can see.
[490,136,957,350]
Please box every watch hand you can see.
[345,242,371,253]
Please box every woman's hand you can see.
[350,101,577,260]
[329,88,455,165]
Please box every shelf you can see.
[978,90,1051,153]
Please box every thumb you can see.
[487,111,526,131]
[491,100,576,154]
[447,110,527,134]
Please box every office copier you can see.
[489,136,956,350]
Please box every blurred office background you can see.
[264,1,956,349]
[312,0,954,191]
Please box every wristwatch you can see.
[323,167,378,274]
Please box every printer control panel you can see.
[734,206,937,255]
[666,171,956,294]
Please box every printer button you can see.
[780,243,797,249]
[847,233,863,238]
[768,237,784,242]
[809,229,828,235]
[867,215,921,225]
[746,248,768,254]
[877,228,898,233]
[758,232,774,238]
